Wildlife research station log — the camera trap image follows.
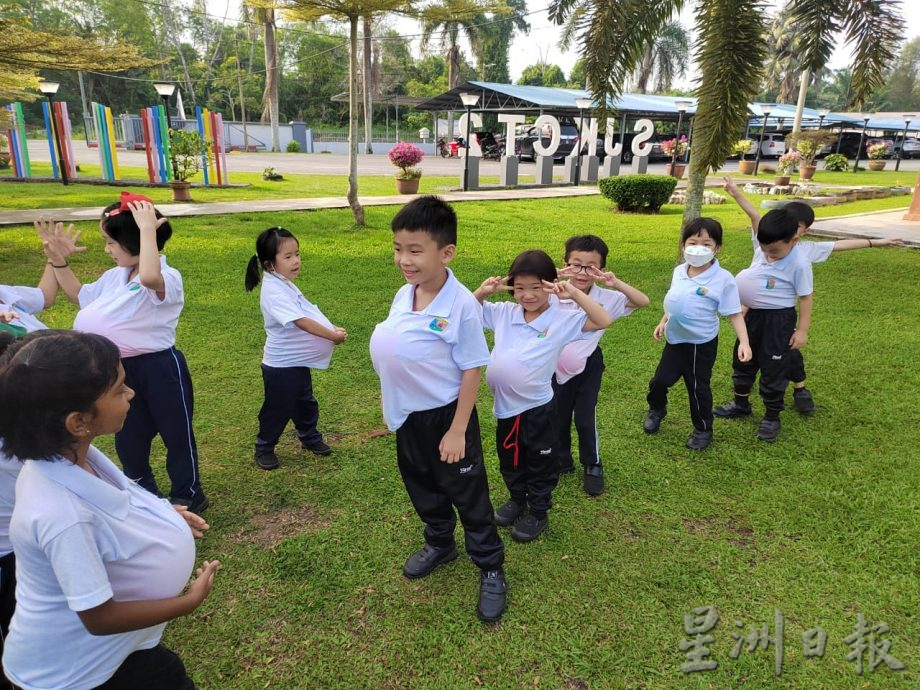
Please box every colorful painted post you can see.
[195,106,209,186]
[41,101,59,180]
[4,103,31,178]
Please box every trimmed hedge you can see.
[598,174,678,213]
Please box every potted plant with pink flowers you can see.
[775,150,801,186]
[660,135,689,177]
[388,141,425,194]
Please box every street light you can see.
[574,97,592,186]
[753,107,772,176]
[853,114,871,174]
[896,113,914,172]
[154,82,177,127]
[817,107,829,129]
[38,80,67,186]
[672,100,692,171]
[460,92,479,192]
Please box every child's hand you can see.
[186,560,221,605]
[722,175,739,196]
[330,327,348,344]
[477,276,510,297]
[586,266,619,288]
[439,429,466,463]
[542,278,573,298]
[0,311,20,325]
[789,329,808,350]
[737,342,753,362]
[173,505,209,538]
[127,200,169,234]
[875,238,905,247]
[653,322,666,341]
[35,218,85,262]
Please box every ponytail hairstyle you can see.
[245,227,299,292]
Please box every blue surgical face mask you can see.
[683,245,715,267]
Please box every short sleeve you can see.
[481,301,497,331]
[449,300,490,371]
[148,268,183,306]
[557,308,589,343]
[717,276,742,316]
[606,290,634,321]
[263,282,309,328]
[77,276,108,308]
[3,286,44,314]
[802,242,834,264]
[793,261,814,297]
[43,522,113,612]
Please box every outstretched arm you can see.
[831,237,905,252]
[585,267,650,308]
[723,176,761,233]
[36,218,85,304]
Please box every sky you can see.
[206,1,920,88]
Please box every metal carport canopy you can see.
[414,81,698,119]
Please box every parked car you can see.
[746,132,787,158]
[894,137,920,159]
[516,122,579,162]
[834,132,895,159]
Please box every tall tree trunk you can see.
[680,157,708,257]
[363,15,374,154]
[635,47,654,94]
[348,15,365,226]
[447,42,459,139]
[261,11,280,152]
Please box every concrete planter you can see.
[799,164,817,180]
[868,160,887,171]
[169,181,192,202]
[395,177,421,194]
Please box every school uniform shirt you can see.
[799,241,834,264]
[737,242,814,309]
[483,298,589,419]
[0,285,48,332]
[73,256,183,358]
[260,272,335,369]
[555,285,634,384]
[370,269,491,432]
[3,445,196,690]
[0,450,21,558]
[663,260,742,345]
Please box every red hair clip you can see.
[104,191,155,217]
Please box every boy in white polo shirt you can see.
[722,177,904,414]
[714,208,814,442]
[369,196,506,624]
[644,218,751,451]
[0,218,63,336]
[553,235,649,495]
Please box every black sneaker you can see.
[494,499,524,527]
[254,451,280,470]
[643,408,666,434]
[477,568,507,623]
[756,418,781,442]
[583,464,604,496]
[685,430,713,451]
[302,440,332,456]
[792,387,815,414]
[402,543,458,579]
[174,492,210,515]
[511,513,548,543]
[713,400,753,418]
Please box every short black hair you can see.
[101,201,173,255]
[757,208,799,245]
[0,330,121,461]
[783,201,815,229]
[681,217,723,246]
[508,249,557,285]
[0,331,15,358]
[564,235,608,267]
[391,196,457,248]
[245,227,299,292]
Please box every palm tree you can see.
[245,2,281,152]
[763,5,807,104]
[548,0,903,225]
[632,21,689,94]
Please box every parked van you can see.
[746,133,786,158]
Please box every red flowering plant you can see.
[388,141,425,180]
[660,135,688,157]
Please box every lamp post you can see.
[153,82,177,128]
[574,97,592,186]
[853,115,870,174]
[38,80,67,186]
[895,113,914,172]
[460,92,479,192]
[817,108,829,130]
[753,107,772,176]
[674,100,692,164]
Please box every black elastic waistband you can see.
[122,346,179,362]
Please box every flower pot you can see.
[868,160,887,171]
[169,181,192,202]
[799,163,817,180]
[738,160,756,175]
[773,175,791,186]
[395,177,420,194]
[667,163,686,179]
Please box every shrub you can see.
[388,141,425,179]
[868,143,889,160]
[599,175,677,213]
[168,129,212,182]
[262,166,284,181]
[286,140,301,153]
[731,139,753,158]
[786,130,836,164]
[823,153,849,171]
[777,150,802,174]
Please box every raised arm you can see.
[36,218,85,305]
[831,237,905,252]
[473,276,510,303]
[129,201,167,298]
[585,267,650,309]
[548,280,613,331]
[723,176,761,232]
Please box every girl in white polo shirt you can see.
[39,193,208,514]
[474,250,613,543]
[245,227,347,470]
[0,330,219,690]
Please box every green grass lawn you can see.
[732,166,919,188]
[1,196,917,689]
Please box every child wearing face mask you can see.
[643,218,752,451]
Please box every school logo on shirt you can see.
[695,286,709,296]
[429,317,448,332]
[536,327,549,339]
[765,278,776,290]
[128,283,142,292]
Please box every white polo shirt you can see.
[799,241,834,264]
[0,285,48,332]
[74,256,183,358]
[370,269,491,431]
[0,450,21,558]
[260,272,335,369]
[555,285,634,384]
[663,260,742,345]
[4,445,196,690]
[737,242,813,309]
[483,298,589,419]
